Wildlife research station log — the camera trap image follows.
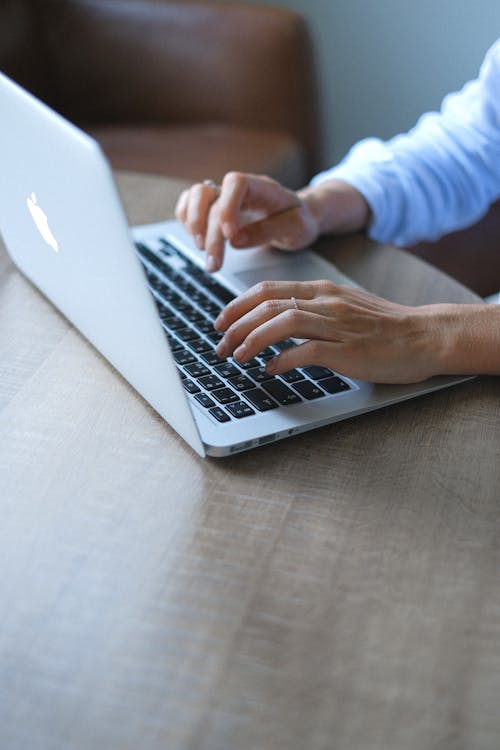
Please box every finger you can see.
[175,189,189,223]
[216,294,338,357]
[186,183,219,249]
[216,298,299,357]
[204,204,226,272]
[214,279,331,332]
[265,339,342,375]
[230,205,312,251]
[217,172,300,239]
[229,310,342,364]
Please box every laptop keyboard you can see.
[135,238,352,424]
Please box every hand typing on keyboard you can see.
[214,279,451,385]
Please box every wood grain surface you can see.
[0,172,499,750]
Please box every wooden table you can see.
[1,172,499,750]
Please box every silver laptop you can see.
[0,72,470,457]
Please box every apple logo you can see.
[26,192,59,253]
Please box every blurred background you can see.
[229,0,500,165]
[2,0,500,296]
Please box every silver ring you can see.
[290,296,299,310]
[202,179,219,189]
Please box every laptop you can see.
[0,72,471,457]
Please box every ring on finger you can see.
[202,179,219,190]
[290,296,300,311]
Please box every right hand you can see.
[175,172,322,272]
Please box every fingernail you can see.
[233,344,248,362]
[206,255,217,273]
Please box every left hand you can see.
[214,280,450,384]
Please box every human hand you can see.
[175,172,322,273]
[213,279,451,384]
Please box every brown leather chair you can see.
[0,0,317,188]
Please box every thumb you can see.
[230,206,313,251]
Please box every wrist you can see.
[297,179,371,236]
[421,303,500,376]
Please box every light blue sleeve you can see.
[311,40,500,246]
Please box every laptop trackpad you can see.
[232,254,357,290]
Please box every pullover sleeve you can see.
[311,40,500,246]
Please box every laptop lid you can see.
[0,72,205,456]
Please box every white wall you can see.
[226,0,500,170]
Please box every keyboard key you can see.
[175,277,192,294]
[302,366,334,381]
[166,334,184,352]
[187,337,213,354]
[247,366,275,383]
[258,347,277,359]
[176,367,187,380]
[274,338,296,351]
[184,362,210,378]
[182,307,206,324]
[158,239,176,254]
[156,302,173,318]
[209,406,231,423]
[176,326,199,342]
[198,374,225,391]
[292,380,325,400]
[227,401,255,419]
[317,376,351,394]
[175,299,194,314]
[183,378,201,394]
[192,291,210,308]
[235,357,260,370]
[207,331,224,344]
[194,392,215,408]
[227,374,255,392]
[258,351,276,363]
[201,351,228,367]
[195,319,216,335]
[207,283,235,305]
[280,369,305,383]
[261,379,302,405]
[213,362,241,379]
[185,264,236,305]
[160,288,182,306]
[211,387,240,405]
[135,243,170,275]
[173,348,198,365]
[161,314,184,331]
[243,388,279,412]
[204,302,223,319]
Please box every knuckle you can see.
[316,279,337,295]
[262,298,281,315]
[255,279,278,299]
[281,308,300,326]
[330,299,350,316]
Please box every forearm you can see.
[428,303,500,375]
[297,179,370,236]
